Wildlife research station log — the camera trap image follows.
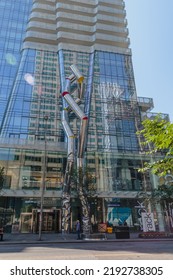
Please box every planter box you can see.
[139,231,166,238]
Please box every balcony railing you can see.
[137,96,154,112]
[142,112,170,121]
[0,137,67,152]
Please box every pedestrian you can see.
[76,220,81,240]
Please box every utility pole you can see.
[38,115,48,241]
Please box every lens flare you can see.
[5,53,17,65]
[24,73,35,86]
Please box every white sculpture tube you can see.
[61,122,74,162]
[70,64,84,83]
[64,98,81,111]
[61,64,90,235]
[63,78,71,93]
[62,91,86,120]
[78,118,88,158]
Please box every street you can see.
[0,240,173,260]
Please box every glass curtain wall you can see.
[0,49,62,141]
[0,0,32,127]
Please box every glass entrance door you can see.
[20,213,32,233]
[42,212,54,232]
[32,209,61,233]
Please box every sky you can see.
[125,0,173,121]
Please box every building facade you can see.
[0,0,169,233]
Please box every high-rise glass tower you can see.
[0,0,168,234]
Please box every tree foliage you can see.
[153,185,173,201]
[137,115,173,176]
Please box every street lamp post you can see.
[38,116,48,241]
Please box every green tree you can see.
[137,115,173,176]
[153,185,173,201]
[137,116,173,232]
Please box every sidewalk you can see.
[0,232,172,245]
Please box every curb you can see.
[1,238,173,245]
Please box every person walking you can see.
[76,220,81,240]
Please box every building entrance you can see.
[20,213,32,233]
[20,209,61,233]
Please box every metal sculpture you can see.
[61,65,90,235]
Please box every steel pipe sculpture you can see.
[61,65,90,235]
[61,110,74,233]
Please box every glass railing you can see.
[0,137,67,151]
[137,96,154,107]
[142,112,170,121]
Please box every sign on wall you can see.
[107,207,132,226]
[141,212,156,232]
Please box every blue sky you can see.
[125,0,173,121]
